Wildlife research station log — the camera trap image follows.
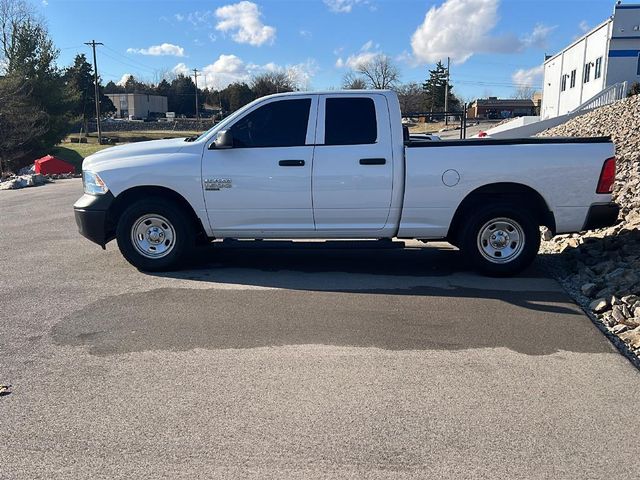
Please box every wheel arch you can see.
[107,185,208,241]
[447,182,556,245]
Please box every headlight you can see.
[83,171,109,195]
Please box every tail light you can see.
[596,157,616,194]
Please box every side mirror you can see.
[210,130,233,149]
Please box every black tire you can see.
[459,203,540,276]
[116,197,194,271]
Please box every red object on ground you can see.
[34,155,75,175]
[478,131,488,137]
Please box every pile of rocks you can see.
[537,94,640,357]
[0,172,80,190]
[0,173,47,190]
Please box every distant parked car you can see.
[409,133,441,141]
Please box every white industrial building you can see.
[105,93,168,120]
[541,2,640,120]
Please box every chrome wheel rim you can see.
[131,214,175,259]
[477,217,525,264]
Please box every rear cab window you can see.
[324,97,377,145]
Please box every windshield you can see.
[194,97,264,142]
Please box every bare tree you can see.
[394,82,425,114]
[342,72,367,90]
[0,0,34,69]
[356,54,400,89]
[251,71,296,98]
[513,85,535,99]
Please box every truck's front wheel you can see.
[116,198,194,271]
[460,204,540,276]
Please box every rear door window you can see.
[324,97,377,145]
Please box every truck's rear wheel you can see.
[116,198,194,271]
[460,204,540,276]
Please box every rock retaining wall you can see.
[537,94,640,357]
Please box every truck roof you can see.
[258,89,396,100]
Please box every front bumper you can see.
[582,202,620,231]
[73,192,115,247]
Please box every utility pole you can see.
[85,40,104,144]
[444,56,450,126]
[192,68,200,121]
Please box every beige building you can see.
[106,93,168,119]
[467,98,538,120]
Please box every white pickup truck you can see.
[74,90,619,275]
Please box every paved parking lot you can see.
[1,179,639,479]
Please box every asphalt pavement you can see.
[1,179,639,479]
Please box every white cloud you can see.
[411,0,554,64]
[116,74,133,86]
[171,63,191,77]
[299,29,312,39]
[335,40,380,69]
[579,20,590,33]
[42,0,48,6]
[194,54,318,90]
[324,0,366,13]
[215,1,276,46]
[361,40,374,51]
[512,65,544,87]
[175,10,213,27]
[127,43,185,57]
[523,23,555,49]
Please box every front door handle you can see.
[279,160,305,167]
[359,158,386,165]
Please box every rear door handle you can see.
[279,160,305,167]
[359,158,386,165]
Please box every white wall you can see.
[557,37,587,115]
[607,5,640,86]
[542,57,561,119]
[581,23,610,102]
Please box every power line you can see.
[98,49,157,74]
[84,40,104,145]
[102,45,159,73]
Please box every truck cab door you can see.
[201,95,318,236]
[312,94,394,231]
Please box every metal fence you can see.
[571,81,628,114]
[402,107,468,139]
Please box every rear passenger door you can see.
[312,94,393,231]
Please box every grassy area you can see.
[54,130,201,171]
[68,130,201,143]
[50,143,112,172]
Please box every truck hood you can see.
[82,138,190,171]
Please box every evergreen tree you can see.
[103,80,123,94]
[218,82,254,113]
[422,61,460,113]
[64,54,115,130]
[168,74,204,116]
[0,14,75,167]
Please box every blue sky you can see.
[38,0,620,100]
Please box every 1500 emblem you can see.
[204,178,232,191]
